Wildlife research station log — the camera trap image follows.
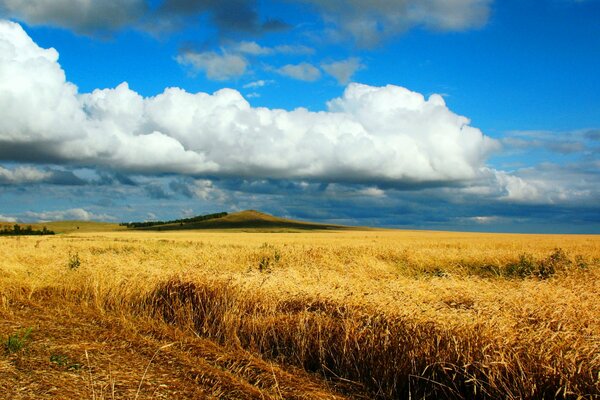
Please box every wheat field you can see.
[1,229,599,399]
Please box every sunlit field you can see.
[1,228,599,399]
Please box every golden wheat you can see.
[1,230,599,398]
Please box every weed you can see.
[506,253,536,278]
[505,249,572,279]
[68,252,81,270]
[539,248,571,278]
[575,255,588,270]
[50,353,81,370]
[4,327,32,354]
[256,243,281,273]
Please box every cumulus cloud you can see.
[322,57,364,84]
[298,0,491,47]
[275,62,322,81]
[0,0,146,34]
[176,50,248,80]
[0,20,499,187]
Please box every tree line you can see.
[0,224,55,236]
[120,212,228,228]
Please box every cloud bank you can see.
[0,20,498,185]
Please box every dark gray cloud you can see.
[584,129,600,141]
[144,183,171,199]
[0,0,286,37]
[94,171,138,186]
[0,165,85,186]
[45,170,86,186]
[0,0,147,34]
[156,0,288,35]
[0,0,490,44]
[0,141,71,164]
[2,173,598,232]
[169,179,195,198]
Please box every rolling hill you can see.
[136,210,358,231]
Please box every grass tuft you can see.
[4,327,32,354]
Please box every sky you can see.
[0,0,599,233]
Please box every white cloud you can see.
[276,62,321,81]
[234,41,273,56]
[502,129,592,155]
[456,164,600,206]
[233,41,315,56]
[0,214,17,222]
[469,216,499,224]
[0,166,52,183]
[0,20,500,187]
[322,57,364,84]
[273,44,315,55]
[176,50,247,81]
[24,208,114,222]
[494,171,544,202]
[243,79,274,89]
[191,179,228,202]
[298,0,491,47]
[358,187,386,197]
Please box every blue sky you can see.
[0,0,598,232]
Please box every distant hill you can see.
[0,221,125,234]
[136,210,358,231]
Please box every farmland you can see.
[1,224,599,399]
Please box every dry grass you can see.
[1,229,599,398]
